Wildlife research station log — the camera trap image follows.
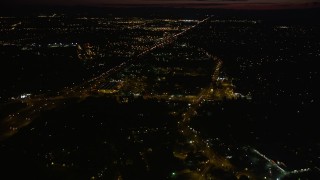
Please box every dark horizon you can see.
[2,0,320,10]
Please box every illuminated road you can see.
[175,54,236,178]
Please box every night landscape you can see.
[0,0,320,179]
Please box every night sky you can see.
[3,0,320,9]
